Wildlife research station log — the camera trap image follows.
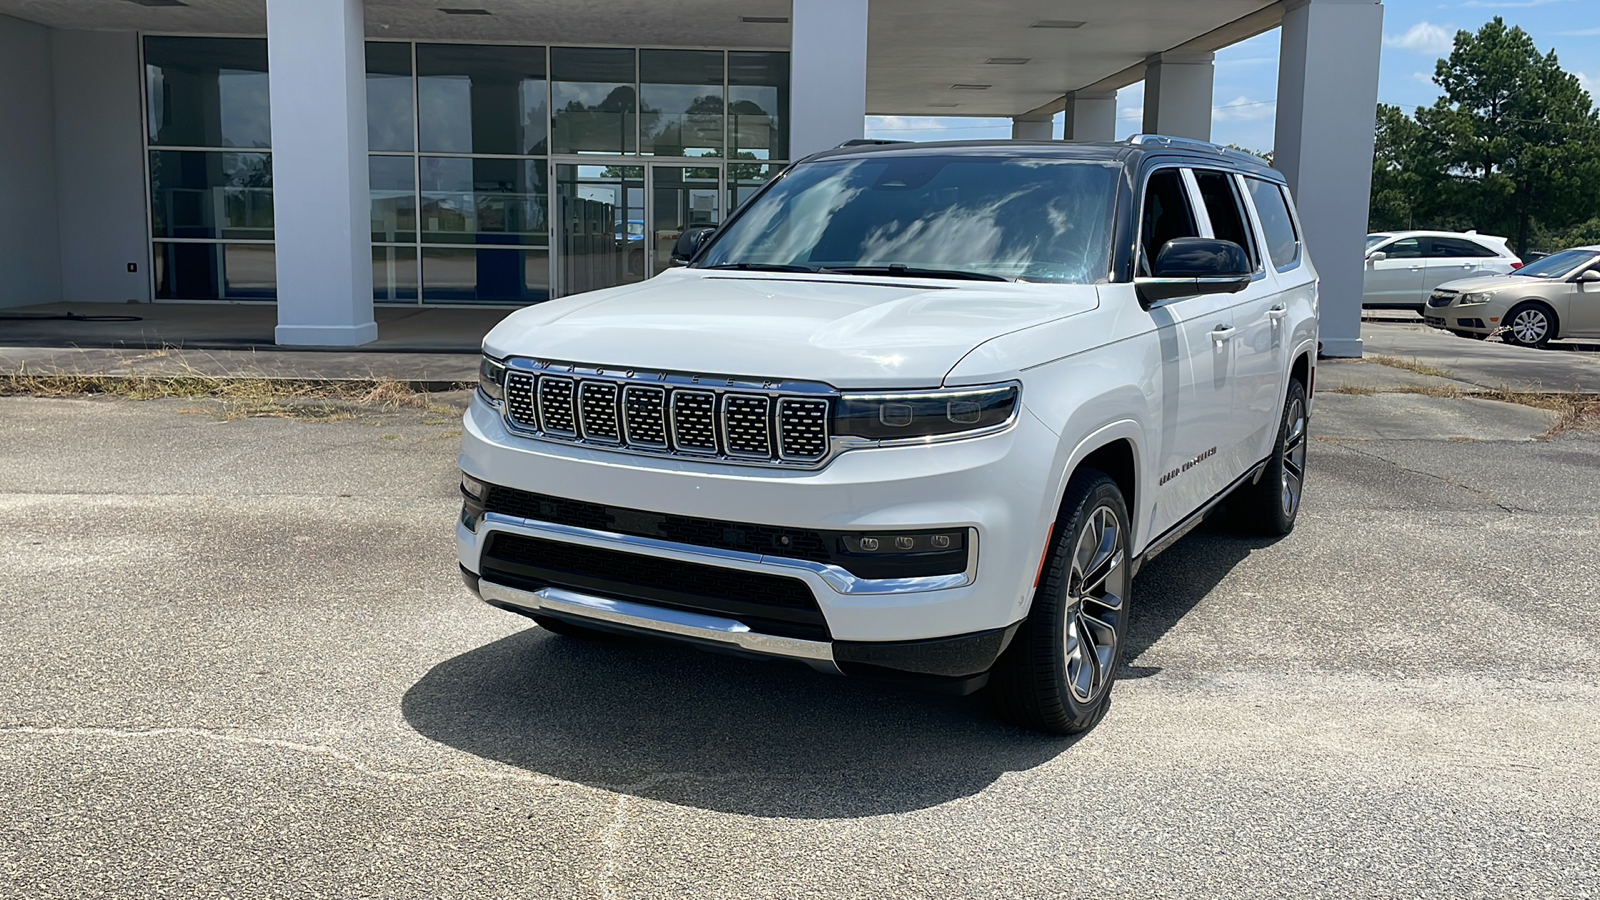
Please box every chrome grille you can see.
[538,377,577,436]
[622,386,667,447]
[778,398,830,460]
[1427,291,1456,308]
[723,395,773,457]
[671,391,719,453]
[497,361,837,468]
[577,381,621,442]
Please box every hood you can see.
[482,268,1100,388]
[1435,273,1532,293]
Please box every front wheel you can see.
[1504,302,1557,348]
[988,469,1131,735]
[1230,379,1308,536]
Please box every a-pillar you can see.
[1274,0,1383,358]
[790,0,868,158]
[1141,52,1215,141]
[266,0,376,346]
[1011,114,1054,140]
[1063,90,1117,142]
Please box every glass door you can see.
[555,162,645,297]
[648,164,723,277]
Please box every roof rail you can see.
[835,138,910,148]
[1126,134,1268,166]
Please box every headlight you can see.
[478,355,506,402]
[1459,292,1494,306]
[833,383,1019,441]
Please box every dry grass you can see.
[1327,385,1378,396]
[1365,355,1458,380]
[0,366,466,422]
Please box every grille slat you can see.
[497,363,834,466]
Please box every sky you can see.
[863,0,1600,153]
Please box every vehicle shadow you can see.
[402,516,1274,819]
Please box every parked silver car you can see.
[1363,230,1523,310]
[1423,246,1600,347]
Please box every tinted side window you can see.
[1383,238,1422,259]
[1244,178,1300,270]
[1427,237,1498,258]
[1140,168,1199,276]
[1194,169,1257,267]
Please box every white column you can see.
[1274,0,1383,358]
[1011,114,1053,141]
[1063,90,1117,142]
[790,0,869,159]
[267,0,376,346]
[1141,51,1215,141]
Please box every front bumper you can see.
[457,392,1060,669]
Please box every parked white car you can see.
[458,136,1320,734]
[1364,230,1522,310]
[1424,245,1600,346]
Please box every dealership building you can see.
[0,0,1382,356]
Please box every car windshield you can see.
[695,155,1121,283]
[1514,248,1598,278]
[1366,234,1390,251]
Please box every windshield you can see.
[1514,248,1598,278]
[1366,234,1390,251]
[695,156,1121,283]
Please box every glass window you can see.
[551,48,638,155]
[370,155,417,243]
[1366,234,1389,251]
[728,162,781,213]
[557,164,645,293]
[1382,237,1421,258]
[367,42,415,153]
[149,150,273,240]
[640,50,723,158]
[419,157,549,245]
[1426,237,1498,258]
[698,157,1119,284]
[417,44,548,155]
[374,245,419,302]
[1139,168,1199,275]
[1244,178,1301,270]
[1194,170,1257,267]
[153,242,276,300]
[145,37,271,148]
[1513,248,1599,278]
[728,52,788,162]
[422,247,550,303]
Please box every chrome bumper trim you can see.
[480,512,976,595]
[479,580,838,669]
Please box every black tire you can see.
[1504,301,1558,348]
[531,613,617,640]
[988,469,1132,735]
[1230,379,1308,536]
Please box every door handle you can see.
[1210,325,1236,344]
[1266,305,1289,319]
[1409,265,1423,271]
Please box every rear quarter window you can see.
[1244,178,1301,271]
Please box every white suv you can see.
[1363,230,1522,310]
[458,136,1319,734]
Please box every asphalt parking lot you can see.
[2,384,1598,898]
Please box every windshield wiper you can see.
[703,263,820,273]
[822,265,1011,282]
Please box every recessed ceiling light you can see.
[741,16,789,24]
[985,58,1031,65]
[1031,20,1086,29]
[125,0,188,7]
[950,84,991,91]
[439,7,492,15]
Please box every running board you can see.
[1132,459,1268,576]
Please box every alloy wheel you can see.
[1281,397,1307,518]
[1064,505,1126,704]
[1512,308,1550,344]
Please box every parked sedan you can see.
[1364,231,1523,310]
[1423,245,1600,347]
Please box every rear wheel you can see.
[1504,302,1557,348]
[1230,379,1308,536]
[988,469,1131,735]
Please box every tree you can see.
[1373,18,1600,253]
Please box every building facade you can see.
[0,0,1382,356]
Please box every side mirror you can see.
[1136,237,1253,305]
[1580,269,1600,283]
[670,226,716,266]
[1367,251,1387,263]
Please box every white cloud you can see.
[1461,0,1570,7]
[1212,96,1277,121]
[1558,28,1600,36]
[1411,71,1437,86]
[1385,22,1456,55]
[1579,72,1599,96]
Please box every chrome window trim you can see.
[480,511,978,594]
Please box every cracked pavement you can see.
[1,391,1598,898]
